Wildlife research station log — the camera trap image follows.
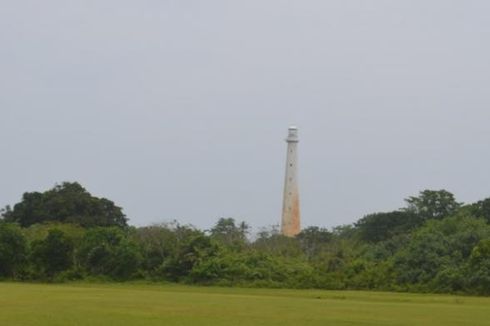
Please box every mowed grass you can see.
[0,282,489,325]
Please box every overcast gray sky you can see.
[1,1,490,231]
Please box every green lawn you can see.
[0,282,489,325]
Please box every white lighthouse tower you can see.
[281,126,301,237]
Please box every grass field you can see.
[0,283,489,325]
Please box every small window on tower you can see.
[290,163,293,167]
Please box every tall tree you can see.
[404,190,461,221]
[210,218,249,248]
[297,226,333,258]
[3,182,127,228]
[355,211,421,243]
[468,198,490,224]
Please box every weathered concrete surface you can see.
[281,126,301,237]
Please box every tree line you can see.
[1,182,489,295]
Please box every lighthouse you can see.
[281,126,301,237]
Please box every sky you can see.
[1,1,490,232]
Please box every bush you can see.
[77,227,142,280]
[189,250,316,288]
[467,239,490,295]
[393,215,490,290]
[160,234,220,281]
[0,223,28,278]
[31,229,74,278]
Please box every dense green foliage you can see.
[2,182,127,227]
[1,184,490,295]
[77,227,142,280]
[31,229,74,278]
[0,223,28,278]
